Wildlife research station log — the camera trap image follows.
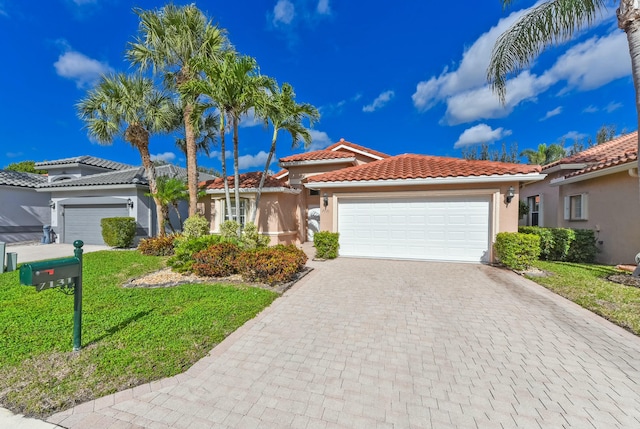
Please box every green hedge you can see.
[314,231,339,259]
[518,226,596,263]
[101,217,136,248]
[494,232,540,271]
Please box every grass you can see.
[528,260,640,334]
[0,250,278,417]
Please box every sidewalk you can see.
[0,408,62,429]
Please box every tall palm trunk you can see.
[618,1,640,194]
[250,127,279,224]
[232,114,241,236]
[183,102,199,216]
[137,142,166,237]
[220,113,232,220]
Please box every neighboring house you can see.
[519,132,639,264]
[27,156,213,246]
[0,170,50,243]
[199,139,544,263]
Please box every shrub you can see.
[192,242,240,277]
[220,220,241,240]
[138,234,178,256]
[240,223,270,249]
[494,232,540,271]
[566,229,597,263]
[101,217,136,248]
[182,214,209,239]
[548,228,575,261]
[168,234,226,273]
[518,200,529,219]
[519,226,554,260]
[238,245,307,285]
[314,231,339,259]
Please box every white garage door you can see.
[338,196,490,262]
[64,204,129,245]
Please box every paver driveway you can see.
[49,258,640,428]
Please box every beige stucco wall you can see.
[314,182,521,261]
[286,162,355,187]
[518,170,563,227]
[557,171,640,265]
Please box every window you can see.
[224,199,247,226]
[564,194,588,221]
[309,189,320,196]
[528,195,540,226]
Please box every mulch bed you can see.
[607,274,640,288]
[122,266,313,294]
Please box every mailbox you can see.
[20,257,80,291]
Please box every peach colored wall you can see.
[518,170,563,227]
[287,162,355,186]
[557,171,640,264]
[317,181,520,235]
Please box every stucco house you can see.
[519,131,639,265]
[0,170,50,243]
[198,139,544,263]
[0,156,214,246]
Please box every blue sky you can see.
[0,0,635,172]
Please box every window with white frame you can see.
[564,194,588,221]
[527,195,540,226]
[224,199,247,226]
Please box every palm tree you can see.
[487,1,640,168]
[250,82,319,223]
[147,175,190,233]
[127,4,228,217]
[520,143,566,165]
[77,73,174,236]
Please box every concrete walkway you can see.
[42,258,640,428]
[5,242,111,264]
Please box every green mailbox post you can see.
[20,240,84,351]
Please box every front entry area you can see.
[337,195,491,262]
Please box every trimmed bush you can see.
[138,234,178,256]
[240,223,270,249]
[182,214,209,239]
[192,242,240,277]
[549,228,575,261]
[494,232,540,271]
[220,220,241,239]
[168,234,227,273]
[237,245,308,285]
[566,229,597,263]
[101,217,136,248]
[314,231,339,259]
[519,226,554,260]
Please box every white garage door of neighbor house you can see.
[64,204,129,245]
[337,196,491,262]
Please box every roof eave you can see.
[330,144,385,160]
[542,163,589,173]
[205,187,300,195]
[304,173,546,189]
[36,184,146,192]
[550,162,636,186]
[279,157,357,168]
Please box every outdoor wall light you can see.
[505,186,515,205]
[323,193,329,208]
[127,198,134,209]
[49,200,55,209]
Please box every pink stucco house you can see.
[198,139,544,263]
[519,131,639,265]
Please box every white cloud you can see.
[239,108,263,128]
[273,0,295,25]
[306,129,333,151]
[606,101,623,112]
[209,150,233,161]
[540,106,562,121]
[72,0,97,4]
[317,0,330,15]
[562,131,588,141]
[150,152,176,163]
[362,90,395,113]
[411,3,625,126]
[54,50,113,88]
[453,124,512,149]
[6,152,23,158]
[583,105,598,113]
[238,151,271,170]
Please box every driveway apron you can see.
[49,258,640,428]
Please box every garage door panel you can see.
[338,196,490,262]
[64,204,128,245]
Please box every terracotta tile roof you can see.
[279,150,356,163]
[273,169,289,179]
[325,139,390,159]
[306,154,541,183]
[544,131,638,170]
[200,172,291,190]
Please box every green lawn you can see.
[0,250,278,417]
[529,260,640,334]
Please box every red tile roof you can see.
[545,131,638,179]
[306,154,541,183]
[279,149,356,163]
[200,172,291,190]
[325,139,390,159]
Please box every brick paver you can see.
[48,258,640,428]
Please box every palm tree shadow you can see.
[86,310,153,346]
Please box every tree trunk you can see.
[183,102,199,217]
[233,114,241,237]
[220,113,233,221]
[138,143,166,237]
[250,127,279,224]
[618,1,640,196]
